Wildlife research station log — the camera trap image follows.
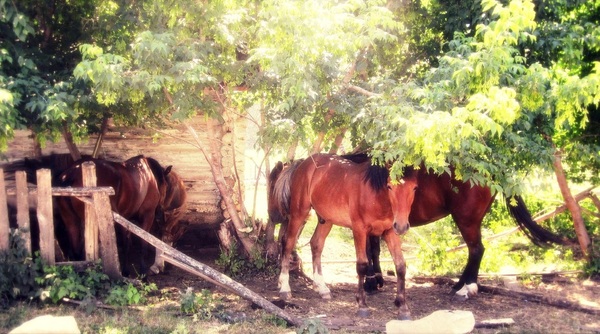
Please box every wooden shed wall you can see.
[1,115,248,232]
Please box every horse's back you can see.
[409,168,494,227]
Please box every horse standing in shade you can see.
[271,153,418,319]
[150,167,188,274]
[55,155,169,276]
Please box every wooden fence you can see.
[0,162,301,325]
[0,162,121,279]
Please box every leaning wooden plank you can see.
[0,169,9,250]
[112,213,301,327]
[36,169,55,265]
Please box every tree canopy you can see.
[1,0,599,198]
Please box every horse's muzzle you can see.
[393,222,410,235]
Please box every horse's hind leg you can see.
[364,235,384,293]
[382,229,411,320]
[310,220,332,299]
[452,214,485,299]
[278,211,310,300]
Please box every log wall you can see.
[1,115,249,235]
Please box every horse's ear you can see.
[165,165,173,175]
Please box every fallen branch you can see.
[477,284,600,316]
[474,318,515,329]
[412,276,600,315]
[62,298,119,311]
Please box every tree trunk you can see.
[184,120,256,257]
[62,122,82,161]
[162,86,257,257]
[552,149,591,258]
[32,135,42,158]
[329,128,347,154]
[92,117,110,158]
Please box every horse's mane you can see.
[341,153,416,192]
[141,155,168,189]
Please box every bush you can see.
[0,230,44,306]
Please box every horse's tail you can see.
[506,195,570,246]
[271,159,304,221]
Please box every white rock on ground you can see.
[386,310,475,334]
[9,315,80,334]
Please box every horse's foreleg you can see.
[352,229,370,317]
[310,221,332,299]
[382,229,411,320]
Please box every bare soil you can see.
[148,242,600,333]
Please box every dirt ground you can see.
[147,241,600,333]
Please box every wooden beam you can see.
[0,169,9,250]
[112,212,301,327]
[36,169,55,265]
[4,187,115,196]
[82,162,99,261]
[15,171,31,253]
[95,192,121,280]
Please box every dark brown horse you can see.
[150,167,188,274]
[55,155,169,276]
[305,154,568,300]
[271,153,418,319]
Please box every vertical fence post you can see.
[36,169,55,265]
[0,169,9,250]
[95,192,121,280]
[82,162,99,261]
[15,171,31,253]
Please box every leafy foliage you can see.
[36,261,111,304]
[105,281,157,306]
[179,287,222,320]
[0,231,43,305]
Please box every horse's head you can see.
[386,167,418,235]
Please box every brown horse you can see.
[150,167,188,274]
[55,155,169,276]
[271,153,418,319]
[307,154,568,299]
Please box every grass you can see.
[0,298,292,334]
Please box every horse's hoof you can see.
[357,308,371,318]
[280,291,292,300]
[453,283,478,301]
[397,312,412,321]
[319,292,332,300]
[148,265,160,275]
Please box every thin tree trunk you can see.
[62,123,82,161]
[92,117,110,158]
[31,130,42,158]
[162,86,256,257]
[553,149,591,258]
[196,118,256,257]
[329,128,347,154]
